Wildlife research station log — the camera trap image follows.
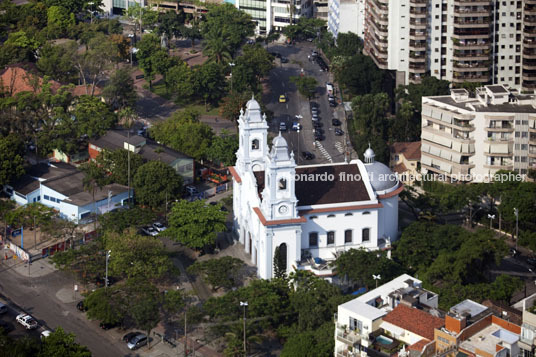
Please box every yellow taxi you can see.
[279,94,287,103]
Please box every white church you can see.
[229,98,402,280]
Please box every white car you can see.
[142,226,159,237]
[152,222,167,232]
[16,314,38,330]
[41,330,52,339]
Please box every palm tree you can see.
[203,30,232,65]
[82,162,107,232]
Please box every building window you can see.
[279,178,286,190]
[309,232,318,247]
[327,231,335,245]
[44,195,50,201]
[309,216,318,220]
[362,228,370,242]
[345,213,353,216]
[327,214,335,218]
[362,211,371,215]
[252,139,259,150]
[345,230,352,243]
[349,317,362,331]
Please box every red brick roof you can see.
[0,66,61,95]
[72,84,102,96]
[383,305,444,341]
[408,339,430,352]
[391,142,421,161]
[393,163,408,174]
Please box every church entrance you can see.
[278,243,287,272]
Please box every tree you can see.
[124,278,161,347]
[273,246,286,279]
[104,229,174,280]
[72,95,117,138]
[40,327,91,357]
[37,41,78,83]
[203,28,232,64]
[218,92,250,121]
[85,286,125,325]
[133,161,183,208]
[290,76,317,99]
[0,30,40,66]
[335,33,363,56]
[156,10,185,44]
[205,130,239,166]
[136,33,167,89]
[188,256,244,291]
[46,5,75,38]
[99,206,156,234]
[334,53,385,96]
[192,62,227,110]
[150,110,214,160]
[165,61,194,98]
[163,289,184,316]
[0,134,25,186]
[96,149,144,186]
[281,322,334,357]
[102,67,137,110]
[167,200,227,249]
[389,101,418,142]
[81,161,108,230]
[0,199,15,244]
[396,76,450,112]
[180,23,202,47]
[8,203,56,249]
[232,45,274,93]
[44,0,99,16]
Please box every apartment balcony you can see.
[522,82,536,91]
[453,51,489,61]
[452,74,490,83]
[409,64,426,74]
[369,0,388,16]
[453,40,490,50]
[454,7,490,17]
[452,29,490,40]
[526,6,536,16]
[523,60,536,70]
[409,8,426,18]
[364,46,388,69]
[524,39,536,48]
[453,0,491,5]
[409,30,426,40]
[485,125,513,132]
[366,16,388,34]
[409,0,427,7]
[336,324,363,346]
[523,27,536,36]
[453,61,490,71]
[409,19,426,29]
[409,75,423,84]
[409,41,427,51]
[422,125,475,144]
[365,36,388,56]
[523,72,536,81]
[484,163,514,170]
[453,120,475,131]
[526,16,536,26]
[454,18,490,28]
[421,162,474,179]
[524,49,536,59]
[367,11,388,26]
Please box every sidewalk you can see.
[0,249,56,278]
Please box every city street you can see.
[0,259,130,356]
[264,41,351,165]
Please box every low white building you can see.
[229,98,402,280]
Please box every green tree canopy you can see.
[72,95,117,138]
[290,76,317,99]
[0,134,25,186]
[133,161,183,208]
[102,67,137,110]
[188,256,245,291]
[205,130,238,166]
[192,62,227,110]
[37,41,78,83]
[40,327,91,357]
[167,200,227,249]
[96,148,144,186]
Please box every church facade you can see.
[229,98,402,280]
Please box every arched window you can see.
[275,243,287,275]
[345,213,353,216]
[362,211,371,215]
[309,216,318,220]
[327,231,335,245]
[251,139,259,150]
[279,178,287,190]
[327,214,335,218]
[362,228,370,242]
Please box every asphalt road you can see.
[0,263,131,357]
[264,42,349,165]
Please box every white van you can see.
[326,83,334,95]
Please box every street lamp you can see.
[105,250,111,289]
[487,214,495,230]
[229,62,235,93]
[240,301,248,355]
[373,274,381,289]
[514,208,519,249]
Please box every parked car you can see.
[310,102,318,109]
[246,39,255,45]
[510,248,519,257]
[142,226,159,236]
[311,107,319,115]
[302,151,315,160]
[329,100,337,107]
[152,222,167,232]
[335,128,344,136]
[280,57,289,63]
[528,257,536,267]
[0,302,7,314]
[123,331,142,343]
[314,133,324,141]
[314,128,324,135]
[311,50,318,57]
[279,122,287,132]
[76,301,87,312]
[185,185,198,195]
[313,121,323,128]
[279,94,287,103]
[100,321,119,330]
[16,314,38,330]
[332,119,342,126]
[127,333,148,350]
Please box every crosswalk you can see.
[335,142,344,154]
[315,141,332,163]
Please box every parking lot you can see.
[263,41,352,165]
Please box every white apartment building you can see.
[235,0,313,35]
[336,0,536,89]
[101,0,145,15]
[334,274,440,357]
[327,0,364,38]
[421,85,536,182]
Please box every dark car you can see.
[0,320,14,334]
[100,321,120,330]
[313,121,323,128]
[280,57,289,63]
[76,301,87,312]
[528,257,536,267]
[302,151,315,160]
[335,128,344,136]
[314,128,324,135]
[314,134,324,141]
[123,331,142,343]
[310,102,318,109]
[332,119,342,126]
[329,100,337,107]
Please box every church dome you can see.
[365,161,398,192]
[246,97,261,111]
[271,133,290,161]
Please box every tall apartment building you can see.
[327,0,364,38]
[420,85,536,182]
[343,0,536,89]
[235,0,313,35]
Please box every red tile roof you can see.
[0,66,61,95]
[391,142,421,161]
[408,339,430,352]
[393,163,408,174]
[383,305,444,341]
[72,84,102,96]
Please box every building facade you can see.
[236,0,312,34]
[333,0,535,88]
[389,141,421,186]
[229,98,401,280]
[421,85,536,182]
[327,0,364,38]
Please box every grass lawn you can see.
[150,82,172,100]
